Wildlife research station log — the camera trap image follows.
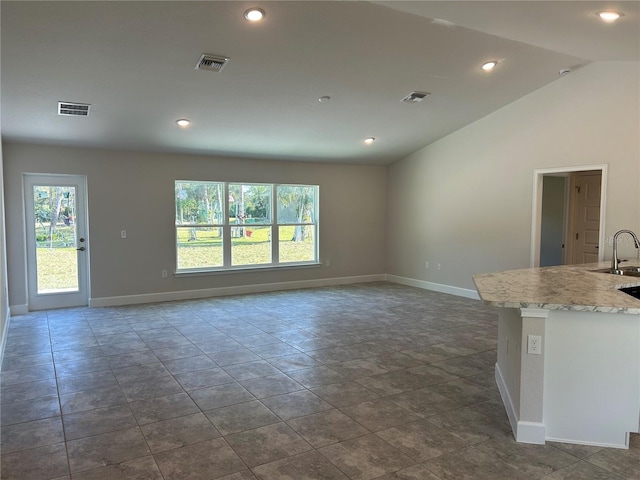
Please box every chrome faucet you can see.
[611,230,640,273]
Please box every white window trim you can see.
[175,181,319,273]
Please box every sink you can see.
[591,266,640,277]
[615,270,640,277]
[620,266,640,273]
[619,285,640,300]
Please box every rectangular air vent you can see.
[58,102,90,116]
[195,54,229,72]
[401,91,430,103]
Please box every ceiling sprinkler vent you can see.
[195,54,229,72]
[58,102,90,116]
[401,91,430,103]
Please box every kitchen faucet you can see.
[611,229,640,273]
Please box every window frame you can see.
[175,181,319,273]
[229,182,274,267]
[276,184,318,265]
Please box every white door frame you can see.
[531,165,607,268]
[24,173,90,310]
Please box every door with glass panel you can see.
[24,174,89,310]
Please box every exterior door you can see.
[24,174,89,310]
[572,171,602,264]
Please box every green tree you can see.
[229,184,271,237]
[34,186,74,247]
[277,186,314,241]
[176,182,224,240]
[244,185,270,220]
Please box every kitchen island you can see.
[473,262,640,449]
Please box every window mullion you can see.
[272,184,279,265]
[223,183,231,267]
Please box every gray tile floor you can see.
[1,282,638,480]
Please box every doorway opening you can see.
[24,174,90,310]
[531,165,607,267]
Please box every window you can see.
[175,181,318,272]
[277,185,317,264]
[229,183,272,267]
[175,181,224,269]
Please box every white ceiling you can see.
[1,1,638,165]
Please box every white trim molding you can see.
[386,275,480,300]
[496,363,546,445]
[9,304,28,316]
[13,275,486,311]
[530,164,607,268]
[0,310,10,367]
[90,274,386,308]
[516,421,547,445]
[520,308,550,319]
[544,435,630,450]
[495,362,518,432]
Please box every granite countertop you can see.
[473,262,640,314]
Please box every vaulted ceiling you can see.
[1,1,637,165]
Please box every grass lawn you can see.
[36,247,78,292]
[177,225,315,268]
[35,226,316,289]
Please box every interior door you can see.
[572,171,602,264]
[24,174,89,310]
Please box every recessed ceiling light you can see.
[176,119,191,127]
[596,11,624,22]
[481,61,498,72]
[244,8,265,22]
[364,137,376,145]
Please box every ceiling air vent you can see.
[401,91,430,103]
[195,54,229,72]
[58,102,90,116]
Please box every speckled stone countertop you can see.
[473,262,640,314]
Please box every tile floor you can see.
[1,282,639,480]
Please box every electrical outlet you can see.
[120,230,127,239]
[527,335,542,355]
[161,270,168,278]
[425,261,429,269]
[437,263,441,270]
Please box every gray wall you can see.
[387,61,640,290]
[3,145,387,308]
[4,61,639,311]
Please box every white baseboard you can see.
[90,274,387,308]
[545,435,629,450]
[0,306,10,369]
[8,304,28,316]
[495,363,518,435]
[516,421,546,445]
[387,275,480,300]
[13,274,479,310]
[495,362,546,445]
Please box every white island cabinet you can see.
[474,263,640,449]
